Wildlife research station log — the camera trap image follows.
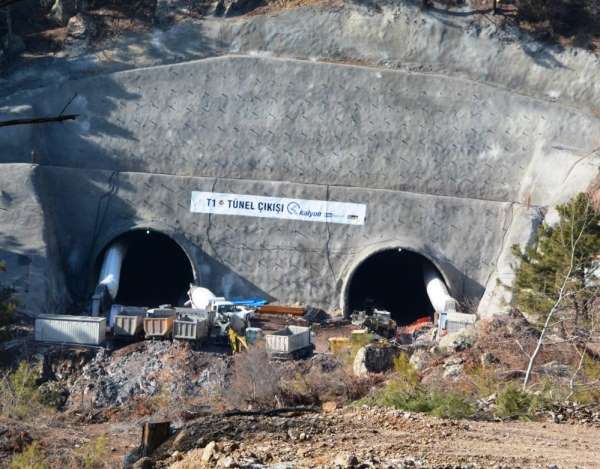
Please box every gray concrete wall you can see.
[1,5,600,316]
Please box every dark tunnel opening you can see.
[347,249,439,326]
[99,230,194,308]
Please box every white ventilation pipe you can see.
[422,261,458,328]
[97,242,127,300]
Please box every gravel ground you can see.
[155,406,600,468]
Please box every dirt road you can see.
[160,406,600,468]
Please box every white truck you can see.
[207,298,253,321]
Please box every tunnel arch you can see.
[93,227,196,308]
[340,244,452,326]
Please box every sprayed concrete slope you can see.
[1,4,599,316]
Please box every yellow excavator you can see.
[227,326,248,353]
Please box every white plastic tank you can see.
[187,285,217,309]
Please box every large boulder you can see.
[353,344,401,376]
[437,327,477,353]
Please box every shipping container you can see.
[266,325,311,353]
[173,316,209,341]
[35,315,106,346]
[143,315,174,338]
[113,314,144,337]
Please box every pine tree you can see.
[512,193,600,325]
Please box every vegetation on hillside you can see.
[0,260,17,340]
[515,0,600,43]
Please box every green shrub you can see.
[466,364,500,397]
[429,392,475,419]
[0,362,49,418]
[363,355,474,419]
[494,384,543,420]
[370,384,474,419]
[9,442,47,469]
[77,436,109,469]
[38,381,68,408]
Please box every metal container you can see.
[109,305,147,328]
[266,326,311,353]
[245,327,263,345]
[114,314,144,337]
[174,308,213,324]
[143,315,174,338]
[173,316,209,341]
[35,315,106,346]
[444,312,476,334]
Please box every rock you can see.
[155,0,192,25]
[66,14,96,41]
[132,457,153,469]
[540,361,570,378]
[49,0,77,26]
[438,327,476,353]
[409,349,432,371]
[480,352,499,366]
[202,441,216,463]
[322,401,340,413]
[443,356,464,366]
[219,455,236,468]
[443,363,464,379]
[334,452,358,468]
[353,344,401,376]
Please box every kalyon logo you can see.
[286,201,302,215]
[287,201,324,219]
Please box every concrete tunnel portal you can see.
[95,229,194,309]
[94,231,455,325]
[346,249,448,326]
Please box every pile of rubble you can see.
[65,341,227,411]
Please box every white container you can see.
[35,315,106,346]
[266,326,311,353]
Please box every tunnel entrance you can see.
[98,230,194,308]
[346,249,440,326]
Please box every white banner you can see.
[190,191,366,225]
